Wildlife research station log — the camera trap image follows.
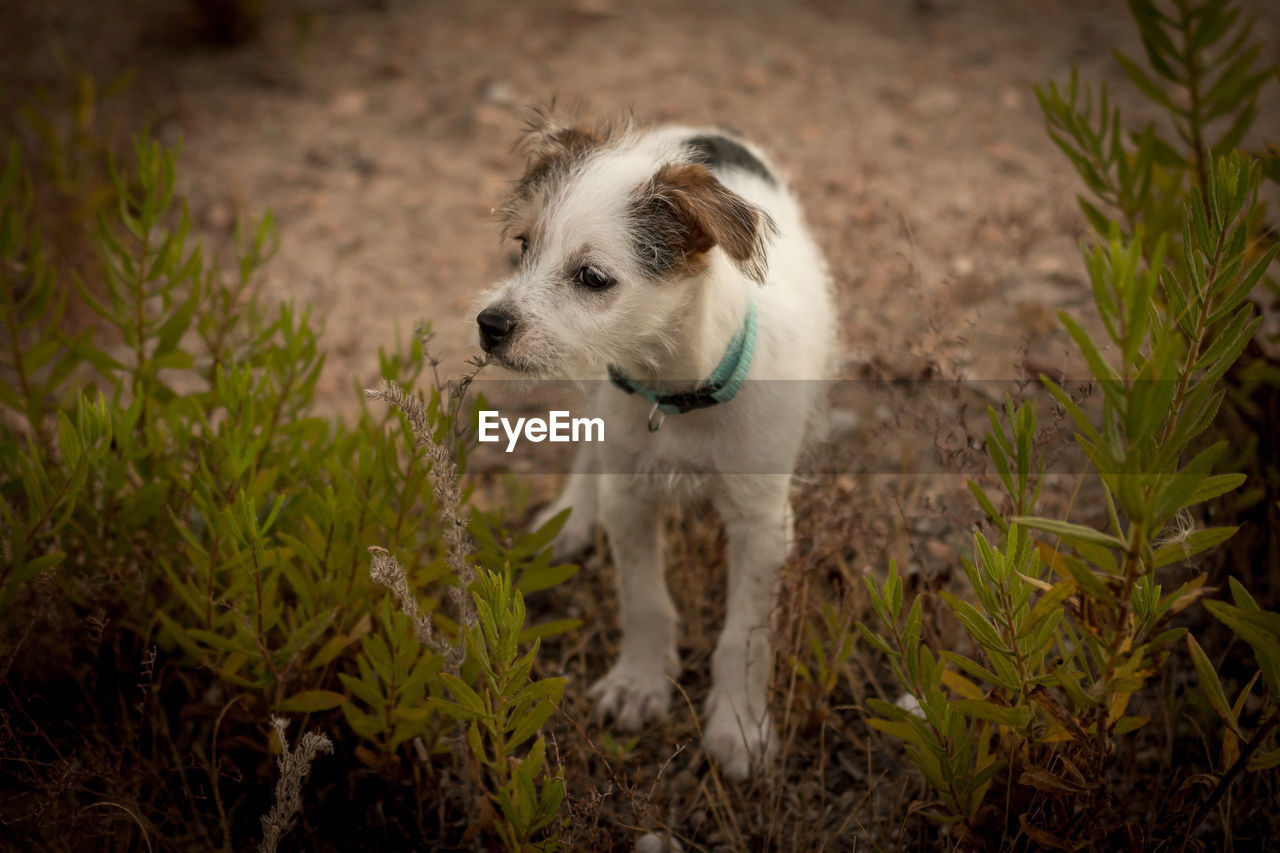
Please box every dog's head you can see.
[475,115,775,378]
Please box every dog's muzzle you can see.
[476,306,517,352]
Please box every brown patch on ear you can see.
[499,113,609,237]
[522,124,604,162]
[645,163,776,284]
[514,113,606,193]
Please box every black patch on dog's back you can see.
[685,134,775,186]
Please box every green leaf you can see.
[425,697,477,722]
[1204,600,1280,698]
[439,672,487,716]
[516,562,579,594]
[857,623,896,657]
[1012,516,1126,552]
[1186,634,1237,734]
[339,670,387,714]
[1060,554,1117,606]
[1150,442,1226,527]
[1113,50,1179,113]
[341,704,383,740]
[866,717,924,747]
[1042,378,1102,444]
[517,507,570,555]
[186,628,258,659]
[22,338,62,375]
[951,700,1032,729]
[866,697,910,722]
[1250,747,1280,771]
[1180,473,1246,510]
[517,618,581,644]
[1079,197,1115,236]
[508,689,564,750]
[1024,579,1077,636]
[968,481,1007,532]
[155,279,202,357]
[151,349,194,371]
[939,593,1009,663]
[279,690,347,713]
[309,631,357,669]
[1152,526,1237,569]
[1,551,65,596]
[1227,577,1259,611]
[1112,716,1151,735]
[1203,43,1265,115]
[1060,312,1120,385]
[275,609,335,670]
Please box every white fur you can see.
[478,122,834,780]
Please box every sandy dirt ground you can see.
[4,0,1278,607]
[5,0,1276,415]
[5,1,1280,846]
[4,0,1280,841]
[164,0,1278,402]
[7,0,1271,404]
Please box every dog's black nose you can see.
[477,306,517,350]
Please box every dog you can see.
[475,114,834,780]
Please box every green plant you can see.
[429,561,568,851]
[1,132,576,848]
[1038,0,1280,555]
[789,599,858,733]
[361,372,572,850]
[13,42,134,222]
[1037,0,1277,245]
[860,0,1280,846]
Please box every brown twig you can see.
[1181,707,1280,851]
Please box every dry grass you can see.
[2,362,1276,850]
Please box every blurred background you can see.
[4,4,1280,849]
[9,0,1275,418]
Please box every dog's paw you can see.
[703,691,775,781]
[588,662,672,731]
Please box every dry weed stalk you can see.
[258,717,333,853]
[364,348,489,819]
[364,345,485,675]
[367,546,434,645]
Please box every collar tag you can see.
[608,302,758,423]
[647,402,666,433]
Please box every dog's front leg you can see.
[588,477,678,731]
[704,477,791,780]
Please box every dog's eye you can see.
[516,236,529,256]
[575,266,614,289]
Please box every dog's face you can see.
[476,119,774,378]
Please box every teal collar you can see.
[608,302,758,429]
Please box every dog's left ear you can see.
[516,111,606,180]
[521,122,605,167]
[647,163,776,284]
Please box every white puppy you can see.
[476,115,834,780]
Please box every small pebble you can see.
[636,832,683,853]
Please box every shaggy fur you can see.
[476,114,835,780]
